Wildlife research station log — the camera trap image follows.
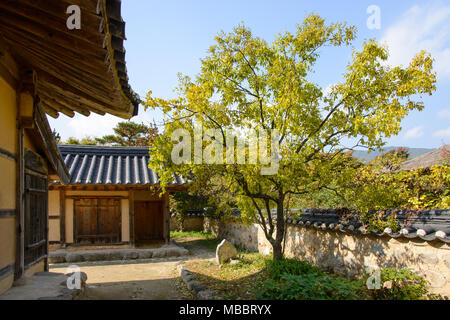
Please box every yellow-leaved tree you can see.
[144,14,436,260]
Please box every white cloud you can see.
[438,109,450,119]
[433,127,450,138]
[67,114,121,138]
[381,3,450,78]
[404,126,424,139]
[65,109,157,139]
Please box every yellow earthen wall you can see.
[0,73,17,294]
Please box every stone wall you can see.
[171,216,204,232]
[214,220,450,297]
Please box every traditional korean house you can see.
[0,1,139,294]
[48,145,187,247]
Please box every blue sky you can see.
[49,0,450,149]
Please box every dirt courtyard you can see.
[49,237,216,300]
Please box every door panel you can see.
[134,201,163,241]
[74,198,121,244]
[24,173,48,268]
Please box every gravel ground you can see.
[49,237,214,300]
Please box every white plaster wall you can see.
[48,190,60,216]
[121,198,130,242]
[65,198,74,243]
[217,221,450,297]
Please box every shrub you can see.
[257,273,361,300]
[265,258,323,280]
[363,267,429,300]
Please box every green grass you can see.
[185,251,269,300]
[170,231,216,239]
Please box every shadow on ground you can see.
[80,278,193,300]
[49,236,219,300]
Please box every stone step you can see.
[49,245,190,264]
[0,271,87,300]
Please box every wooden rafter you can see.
[0,0,140,119]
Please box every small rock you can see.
[197,290,214,300]
[424,270,447,288]
[66,253,84,263]
[165,248,180,257]
[152,249,166,258]
[229,259,240,265]
[84,252,107,262]
[125,252,139,260]
[138,250,153,259]
[418,253,439,265]
[187,281,205,293]
[383,280,393,289]
[216,239,238,265]
[48,253,66,264]
[443,255,450,269]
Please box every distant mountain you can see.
[351,146,436,161]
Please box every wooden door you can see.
[134,201,164,241]
[74,198,121,244]
[24,173,48,268]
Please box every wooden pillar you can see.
[14,69,35,280]
[59,189,66,246]
[163,192,170,244]
[129,190,134,246]
[14,113,24,280]
[44,175,49,272]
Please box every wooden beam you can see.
[39,96,77,118]
[33,104,70,184]
[60,189,66,245]
[0,1,104,46]
[1,25,116,90]
[40,91,91,118]
[37,88,106,116]
[7,41,118,100]
[0,23,108,72]
[38,78,130,119]
[19,68,37,96]
[105,0,122,21]
[41,102,59,119]
[66,0,100,13]
[0,32,5,57]
[100,17,126,40]
[0,9,106,59]
[38,72,122,112]
[0,146,16,161]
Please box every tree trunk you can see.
[272,199,285,261]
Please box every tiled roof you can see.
[287,209,450,243]
[57,145,188,186]
[206,208,450,243]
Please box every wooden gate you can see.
[24,173,48,269]
[134,201,164,241]
[74,198,121,244]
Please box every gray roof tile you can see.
[58,145,187,186]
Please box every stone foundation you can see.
[214,220,450,297]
